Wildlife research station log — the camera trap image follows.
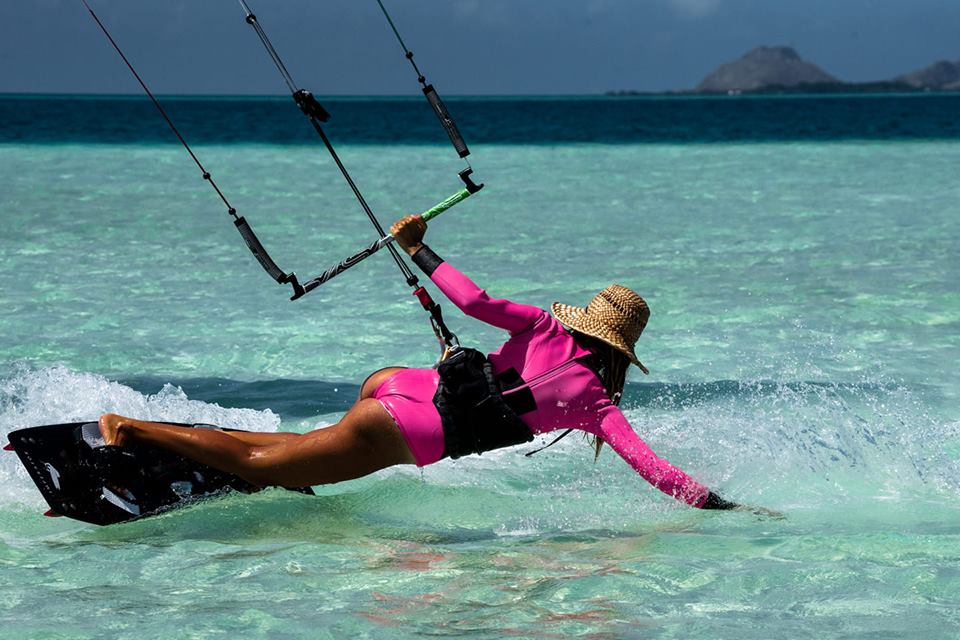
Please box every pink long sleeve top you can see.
[430,261,710,507]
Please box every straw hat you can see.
[551,285,650,374]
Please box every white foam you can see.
[0,364,281,507]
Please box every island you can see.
[608,47,960,95]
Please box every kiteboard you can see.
[5,422,313,526]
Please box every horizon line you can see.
[3,91,960,101]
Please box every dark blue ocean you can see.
[1,94,959,639]
[3,93,960,144]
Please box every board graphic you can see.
[7,422,313,526]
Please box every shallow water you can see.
[1,95,959,638]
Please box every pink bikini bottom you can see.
[371,368,445,467]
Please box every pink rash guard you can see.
[373,260,710,508]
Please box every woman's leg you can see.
[99,415,301,448]
[209,430,300,447]
[99,398,417,488]
[198,363,405,447]
[172,364,407,449]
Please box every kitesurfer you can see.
[99,215,763,512]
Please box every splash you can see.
[625,375,960,513]
[0,364,281,507]
[415,372,960,530]
[0,362,955,525]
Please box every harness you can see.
[433,349,534,459]
[433,343,610,458]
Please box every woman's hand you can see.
[391,214,427,256]
[702,491,784,519]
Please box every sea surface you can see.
[1,94,959,639]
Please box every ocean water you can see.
[1,94,959,638]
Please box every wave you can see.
[0,365,285,508]
[119,375,361,419]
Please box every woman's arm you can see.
[391,215,545,335]
[594,405,712,508]
[595,407,783,516]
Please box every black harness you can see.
[433,348,534,459]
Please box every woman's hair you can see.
[572,331,630,460]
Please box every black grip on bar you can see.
[234,217,305,299]
[234,217,286,282]
[422,84,469,158]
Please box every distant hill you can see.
[896,60,960,90]
[697,46,837,93]
[606,46,960,96]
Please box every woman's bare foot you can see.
[98,413,131,447]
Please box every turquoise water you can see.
[2,96,960,638]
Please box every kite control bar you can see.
[290,169,482,300]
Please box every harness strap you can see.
[524,429,574,457]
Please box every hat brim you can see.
[551,302,649,374]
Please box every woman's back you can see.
[487,312,611,436]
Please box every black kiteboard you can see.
[6,422,314,526]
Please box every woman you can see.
[100,215,750,512]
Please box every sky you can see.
[1,0,958,95]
